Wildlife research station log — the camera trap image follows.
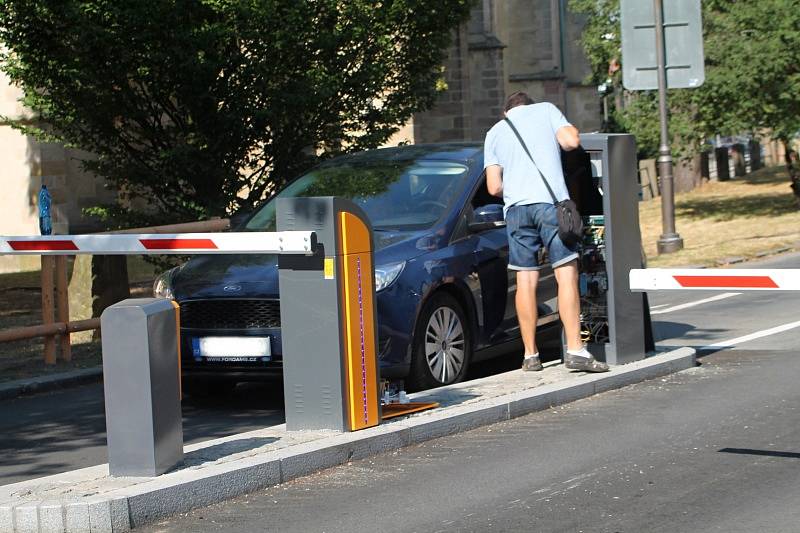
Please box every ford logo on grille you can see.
[223,284,242,292]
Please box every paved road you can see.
[140,255,800,532]
[0,352,531,485]
[0,383,286,485]
[143,348,800,533]
[2,252,798,487]
[648,252,800,353]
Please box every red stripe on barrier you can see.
[674,275,779,289]
[139,238,217,250]
[8,240,78,251]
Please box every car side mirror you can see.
[468,204,506,232]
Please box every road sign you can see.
[621,0,705,90]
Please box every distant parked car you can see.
[153,143,561,394]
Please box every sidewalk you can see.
[0,346,694,532]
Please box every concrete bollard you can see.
[101,298,183,476]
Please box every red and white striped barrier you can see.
[630,268,800,291]
[0,231,316,255]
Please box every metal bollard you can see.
[101,298,183,476]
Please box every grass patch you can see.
[640,165,800,267]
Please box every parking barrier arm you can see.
[0,231,317,255]
[630,268,800,291]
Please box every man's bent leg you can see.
[553,259,582,352]
[515,269,540,356]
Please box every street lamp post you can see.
[654,0,684,254]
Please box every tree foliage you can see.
[569,0,800,158]
[0,0,472,225]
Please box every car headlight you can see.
[374,261,405,293]
[153,268,177,300]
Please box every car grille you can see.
[179,299,281,329]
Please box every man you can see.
[484,91,608,373]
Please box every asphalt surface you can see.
[141,348,800,533]
[2,252,798,493]
[139,254,800,533]
[0,384,286,485]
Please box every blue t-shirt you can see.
[483,102,572,213]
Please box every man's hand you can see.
[556,125,580,151]
[486,165,503,197]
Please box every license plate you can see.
[192,336,271,360]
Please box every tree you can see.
[0,0,473,226]
[569,0,800,161]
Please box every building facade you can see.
[0,73,117,273]
[408,0,600,145]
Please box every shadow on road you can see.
[0,382,285,485]
[719,447,800,459]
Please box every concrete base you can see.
[0,347,695,532]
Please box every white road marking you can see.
[650,292,741,315]
[700,319,800,351]
[650,303,670,310]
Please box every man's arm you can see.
[556,125,580,151]
[486,165,503,197]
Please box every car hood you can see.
[171,228,445,300]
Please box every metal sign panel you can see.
[621,0,705,90]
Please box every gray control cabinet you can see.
[101,298,184,476]
[581,134,651,365]
[276,197,380,432]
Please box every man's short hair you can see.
[504,91,535,112]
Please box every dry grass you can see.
[640,165,800,267]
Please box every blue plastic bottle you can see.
[38,185,52,235]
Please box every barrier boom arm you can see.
[0,231,317,255]
[630,268,800,291]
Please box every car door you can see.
[462,178,560,344]
[458,177,516,345]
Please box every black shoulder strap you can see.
[504,117,558,204]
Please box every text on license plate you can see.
[192,336,271,360]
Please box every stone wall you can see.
[411,0,601,146]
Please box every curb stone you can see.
[0,347,695,532]
[716,256,746,266]
[0,367,102,401]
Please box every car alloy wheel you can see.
[425,306,466,384]
[409,291,472,391]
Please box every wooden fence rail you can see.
[2,218,230,364]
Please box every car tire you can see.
[408,292,472,391]
[182,377,237,398]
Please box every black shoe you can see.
[521,356,543,372]
[564,351,609,372]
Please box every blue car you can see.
[153,143,560,393]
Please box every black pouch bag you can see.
[504,118,583,247]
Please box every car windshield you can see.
[244,159,471,232]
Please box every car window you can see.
[244,160,471,232]
[471,175,504,209]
